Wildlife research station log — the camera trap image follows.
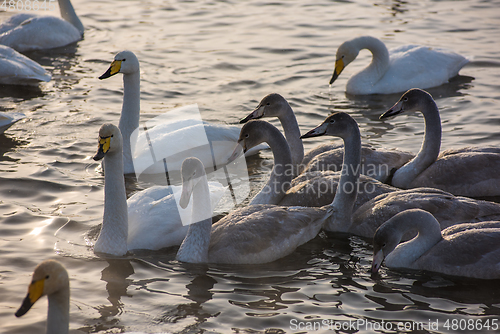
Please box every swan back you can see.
[0,45,51,85]
[16,259,70,334]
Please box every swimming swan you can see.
[0,0,83,52]
[371,209,500,279]
[0,111,25,134]
[99,50,266,175]
[175,156,335,264]
[299,114,500,237]
[241,93,413,182]
[0,45,51,85]
[92,123,226,256]
[329,36,469,95]
[380,88,500,197]
[16,259,70,334]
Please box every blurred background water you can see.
[1,0,500,333]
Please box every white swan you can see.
[329,36,469,95]
[381,88,500,197]
[241,93,413,182]
[371,209,500,279]
[0,45,51,85]
[176,156,336,264]
[0,111,25,134]
[299,114,500,238]
[0,0,83,52]
[99,50,266,175]
[16,259,70,334]
[92,123,227,256]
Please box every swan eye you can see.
[266,103,270,106]
[45,275,50,279]
[403,97,408,102]
[329,119,335,124]
[245,133,249,138]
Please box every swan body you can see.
[372,209,500,279]
[176,157,334,264]
[0,45,51,85]
[241,93,413,182]
[0,111,25,134]
[298,114,500,238]
[381,88,500,197]
[351,187,500,239]
[0,0,83,52]
[99,50,266,175]
[92,123,226,256]
[330,36,469,95]
[16,260,70,334]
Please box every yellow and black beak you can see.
[15,278,45,317]
[93,135,112,161]
[99,60,122,80]
[329,58,345,85]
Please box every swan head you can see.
[180,157,206,209]
[330,40,359,84]
[93,123,123,161]
[380,88,434,119]
[228,120,282,162]
[16,260,69,317]
[240,93,290,123]
[371,209,432,274]
[301,112,357,140]
[99,50,140,79]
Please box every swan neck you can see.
[329,125,361,231]
[392,100,441,188]
[95,151,128,255]
[118,71,141,171]
[277,105,304,171]
[176,174,212,263]
[250,129,293,205]
[46,288,70,334]
[58,0,84,35]
[349,36,390,89]
[386,215,443,267]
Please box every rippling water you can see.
[1,0,500,333]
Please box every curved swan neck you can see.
[176,172,213,263]
[350,36,390,83]
[277,104,304,171]
[385,214,443,268]
[95,150,129,256]
[392,99,441,188]
[58,0,84,36]
[328,122,361,231]
[250,128,294,205]
[118,70,141,172]
[47,289,70,334]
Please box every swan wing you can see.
[208,204,330,264]
[0,16,81,52]
[0,45,51,85]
